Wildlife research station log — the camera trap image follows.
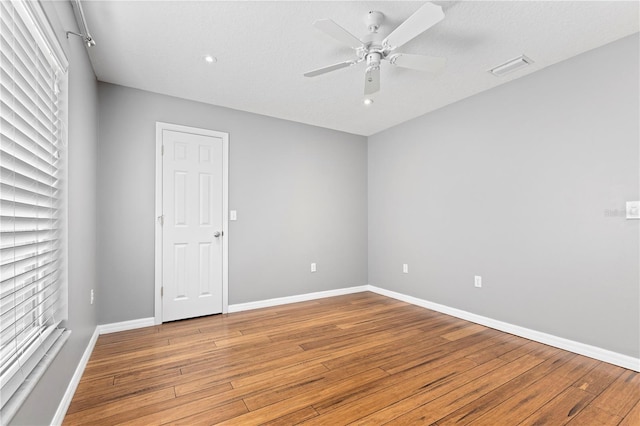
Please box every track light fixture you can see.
[66,31,96,48]
[67,0,96,48]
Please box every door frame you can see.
[154,122,229,324]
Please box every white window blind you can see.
[0,0,69,421]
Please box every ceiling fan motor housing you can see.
[367,52,382,69]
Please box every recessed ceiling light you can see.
[489,55,533,77]
[363,98,374,105]
[203,55,217,64]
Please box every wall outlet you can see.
[402,264,409,274]
[230,210,237,221]
[474,276,482,288]
[626,201,640,219]
[90,289,95,304]
[311,262,317,272]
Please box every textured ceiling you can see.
[79,1,639,136]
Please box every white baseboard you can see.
[51,328,99,426]
[97,317,156,334]
[228,285,369,313]
[368,285,640,372]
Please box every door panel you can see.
[162,129,223,322]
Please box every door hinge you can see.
[161,287,164,297]
[158,215,164,226]
[161,145,164,155]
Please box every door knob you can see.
[214,231,221,238]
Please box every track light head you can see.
[85,35,96,48]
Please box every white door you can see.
[160,127,226,322]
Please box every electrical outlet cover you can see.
[626,201,640,219]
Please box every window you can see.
[0,0,69,421]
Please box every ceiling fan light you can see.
[489,55,533,76]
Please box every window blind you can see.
[0,0,68,420]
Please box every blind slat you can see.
[1,165,58,193]
[0,166,60,199]
[0,229,53,250]
[0,216,60,232]
[0,199,58,219]
[0,240,58,266]
[0,182,59,206]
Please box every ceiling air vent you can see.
[489,55,533,77]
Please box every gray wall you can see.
[11,2,99,425]
[368,34,640,358]
[97,84,368,323]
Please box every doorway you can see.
[155,122,229,323]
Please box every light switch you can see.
[230,210,237,221]
[626,201,640,219]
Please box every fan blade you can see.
[364,67,380,95]
[383,3,444,50]
[314,19,363,49]
[390,53,446,73]
[304,60,356,77]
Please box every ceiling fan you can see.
[304,2,446,96]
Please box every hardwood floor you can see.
[64,292,640,425]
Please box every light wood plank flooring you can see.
[64,292,640,425]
